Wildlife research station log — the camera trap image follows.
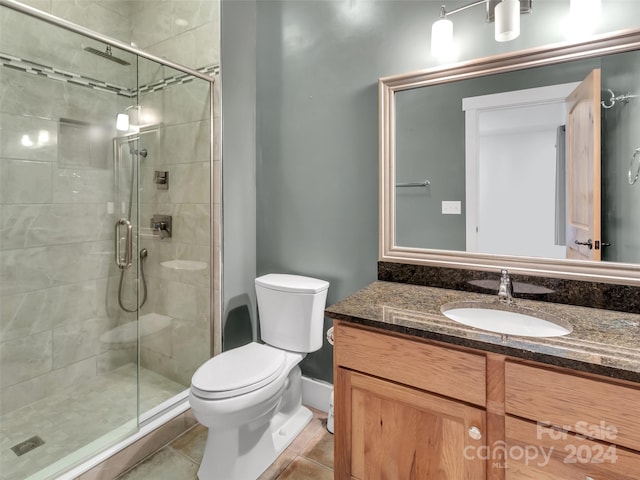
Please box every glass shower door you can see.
[0,7,141,478]
[134,57,212,415]
[1,2,214,478]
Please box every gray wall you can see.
[221,0,258,349]
[222,0,640,383]
[602,50,640,263]
[394,58,602,252]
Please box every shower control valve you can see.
[151,214,172,239]
[154,170,169,190]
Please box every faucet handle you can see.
[150,214,172,239]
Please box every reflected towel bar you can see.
[396,180,430,187]
[629,148,640,185]
[601,89,639,109]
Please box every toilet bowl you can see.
[189,274,329,480]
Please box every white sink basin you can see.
[440,301,572,337]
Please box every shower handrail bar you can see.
[396,180,431,188]
[0,0,215,84]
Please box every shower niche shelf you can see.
[160,260,208,271]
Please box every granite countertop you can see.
[325,281,640,384]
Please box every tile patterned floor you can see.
[117,409,334,480]
[0,364,185,480]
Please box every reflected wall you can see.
[601,50,640,264]
[394,52,640,263]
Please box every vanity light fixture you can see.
[431,6,454,59]
[431,0,532,59]
[568,0,601,38]
[494,0,520,42]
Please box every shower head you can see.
[84,45,131,66]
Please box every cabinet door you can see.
[336,367,486,480]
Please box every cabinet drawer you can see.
[505,416,640,480]
[505,361,640,452]
[334,323,486,406]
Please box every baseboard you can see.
[301,376,333,413]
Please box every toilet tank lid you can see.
[255,274,329,294]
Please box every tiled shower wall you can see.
[130,0,220,73]
[130,0,220,386]
[0,0,220,414]
[136,71,214,386]
[0,5,135,415]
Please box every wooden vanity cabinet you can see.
[503,361,640,480]
[334,322,488,479]
[333,321,640,480]
[505,416,640,480]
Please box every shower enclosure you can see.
[0,2,216,478]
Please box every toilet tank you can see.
[255,274,329,353]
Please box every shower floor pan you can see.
[0,364,185,480]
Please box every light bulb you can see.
[495,0,520,42]
[37,130,50,144]
[568,0,601,38]
[431,17,454,59]
[21,134,34,147]
[116,113,129,132]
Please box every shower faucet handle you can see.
[154,170,169,190]
[155,223,170,239]
[151,215,172,239]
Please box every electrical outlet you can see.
[442,201,462,215]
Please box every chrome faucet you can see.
[498,269,514,304]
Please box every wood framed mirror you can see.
[380,28,640,285]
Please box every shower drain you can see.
[11,436,45,456]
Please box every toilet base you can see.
[197,405,312,480]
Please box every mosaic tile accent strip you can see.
[138,64,219,95]
[199,64,219,76]
[0,51,219,98]
[0,52,134,97]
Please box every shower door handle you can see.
[115,218,133,269]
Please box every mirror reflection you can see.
[394,47,640,265]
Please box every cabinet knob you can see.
[468,426,482,440]
[585,477,594,480]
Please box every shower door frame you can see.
[0,0,221,477]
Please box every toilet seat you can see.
[191,342,286,400]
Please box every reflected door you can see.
[566,69,602,261]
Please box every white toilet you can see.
[188,273,330,480]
